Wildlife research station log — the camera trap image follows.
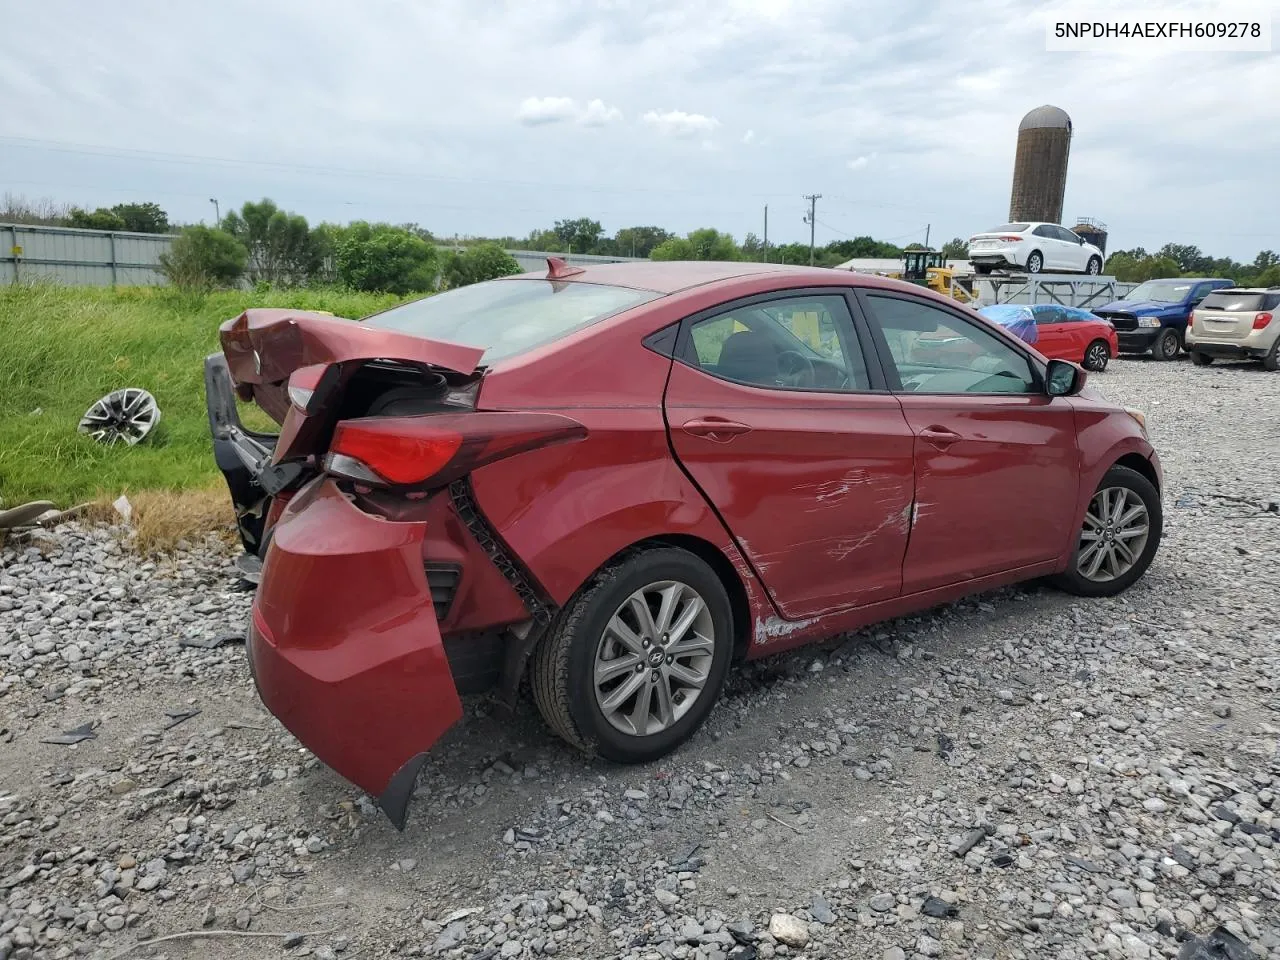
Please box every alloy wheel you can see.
[1086,343,1109,370]
[1077,486,1150,582]
[593,580,715,737]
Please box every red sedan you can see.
[977,304,1119,372]
[206,260,1163,828]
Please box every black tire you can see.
[1151,327,1180,361]
[1051,465,1162,598]
[1190,351,1214,367]
[1082,339,1110,372]
[1263,338,1280,372]
[974,263,993,275]
[1025,251,1044,274]
[1086,256,1102,275]
[530,547,733,763]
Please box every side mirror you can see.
[1046,358,1086,396]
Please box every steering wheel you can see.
[776,350,816,387]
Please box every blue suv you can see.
[1095,278,1235,360]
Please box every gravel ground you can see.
[2,357,1279,960]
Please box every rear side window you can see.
[683,294,872,392]
[1200,292,1267,311]
[364,279,661,364]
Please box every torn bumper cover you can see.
[248,477,462,829]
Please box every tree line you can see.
[4,194,1277,289]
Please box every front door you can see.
[665,290,916,619]
[859,291,1081,594]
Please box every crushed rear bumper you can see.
[248,477,462,829]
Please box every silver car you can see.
[1187,287,1280,370]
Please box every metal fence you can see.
[1,222,172,286]
[0,223,646,287]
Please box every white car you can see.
[967,222,1105,276]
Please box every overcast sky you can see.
[2,0,1277,259]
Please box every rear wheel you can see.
[1190,351,1214,367]
[1264,338,1280,372]
[1051,465,1162,598]
[1151,327,1180,361]
[1025,251,1044,274]
[1086,256,1102,275]
[1083,339,1110,371]
[974,263,993,275]
[530,548,733,762]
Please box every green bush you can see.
[441,243,522,289]
[158,226,248,291]
[650,228,740,261]
[335,223,439,294]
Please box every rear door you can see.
[1030,305,1070,359]
[858,291,1080,594]
[664,290,915,619]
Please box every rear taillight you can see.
[999,235,1023,242]
[323,412,587,490]
[1254,312,1273,330]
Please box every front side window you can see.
[865,295,1038,395]
[683,294,871,392]
[364,278,661,364]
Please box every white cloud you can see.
[580,98,623,127]
[517,96,622,127]
[516,96,579,126]
[847,154,874,171]
[742,129,756,144]
[642,109,721,138]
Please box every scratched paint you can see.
[754,614,820,645]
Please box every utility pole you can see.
[803,194,821,266]
[209,198,220,224]
[924,223,931,249]
[763,205,768,262]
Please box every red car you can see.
[977,304,1119,372]
[205,260,1163,828]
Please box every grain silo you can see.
[1008,105,1072,225]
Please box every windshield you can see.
[364,279,661,364]
[1200,291,1266,311]
[1125,280,1193,303]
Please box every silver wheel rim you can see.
[1088,259,1100,275]
[1077,486,1150,582]
[77,388,161,445]
[1028,254,1042,273]
[593,580,715,737]
[1087,343,1108,368]
[1160,332,1178,358]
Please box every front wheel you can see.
[1151,327,1180,361]
[1190,351,1214,367]
[1085,256,1102,275]
[1083,339,1110,371]
[1051,465,1162,598]
[530,548,733,763]
[1025,251,1044,274]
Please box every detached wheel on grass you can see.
[530,548,733,763]
[1083,340,1111,371]
[1051,465,1162,598]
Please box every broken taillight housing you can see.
[324,412,587,490]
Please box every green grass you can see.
[0,282,412,507]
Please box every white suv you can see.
[968,222,1105,276]
[1187,287,1280,370]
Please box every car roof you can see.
[500,259,912,295]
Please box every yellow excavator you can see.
[890,249,978,304]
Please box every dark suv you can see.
[1095,278,1235,360]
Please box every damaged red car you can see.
[205,259,1163,828]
